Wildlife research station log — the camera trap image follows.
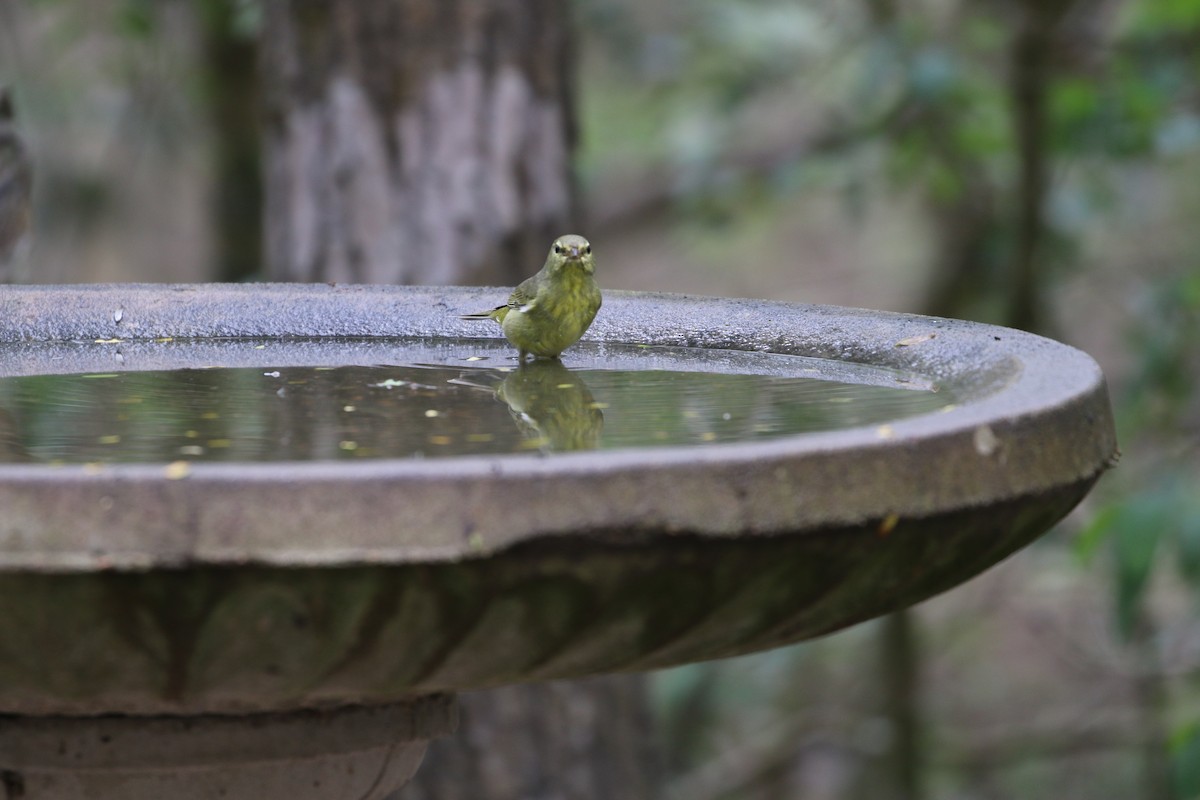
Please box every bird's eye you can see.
[584,245,591,255]
[554,244,564,254]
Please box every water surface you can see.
[0,344,953,463]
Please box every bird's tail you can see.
[460,306,504,321]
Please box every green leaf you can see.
[117,0,156,39]
[1174,486,1200,585]
[1132,0,1200,33]
[1111,498,1168,638]
[1174,722,1200,798]
[1074,504,1121,563]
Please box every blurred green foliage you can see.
[575,0,1200,796]
[1076,265,1200,796]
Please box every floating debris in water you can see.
[371,378,437,390]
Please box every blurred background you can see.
[1,0,1198,798]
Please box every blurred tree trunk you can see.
[876,611,923,800]
[259,0,576,285]
[199,0,263,283]
[392,677,662,800]
[1007,0,1058,334]
[0,89,32,283]
[922,165,1000,322]
[1131,611,1176,800]
[258,3,661,799]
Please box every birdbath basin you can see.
[0,284,1116,799]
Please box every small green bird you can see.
[461,234,602,361]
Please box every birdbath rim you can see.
[0,283,1116,572]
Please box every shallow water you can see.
[0,347,953,463]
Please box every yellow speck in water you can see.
[200,412,220,420]
[185,430,199,438]
[82,373,119,379]
[876,424,896,440]
[700,432,718,442]
[117,396,143,404]
[466,433,495,443]
[314,366,334,371]
[164,461,191,480]
[556,383,575,389]
[339,440,358,451]
[207,439,232,449]
[83,463,105,475]
[93,338,122,345]
[179,445,205,456]
[343,405,357,412]
[465,356,485,362]
[428,435,453,446]
[97,435,121,445]
[517,437,550,450]
[154,337,174,343]
[424,409,440,418]
[254,344,266,350]
[587,402,609,409]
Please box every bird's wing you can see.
[507,275,542,312]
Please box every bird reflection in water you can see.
[461,360,604,453]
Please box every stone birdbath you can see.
[0,284,1116,799]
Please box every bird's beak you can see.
[567,246,582,259]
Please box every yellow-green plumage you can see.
[462,234,602,361]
